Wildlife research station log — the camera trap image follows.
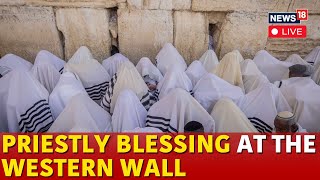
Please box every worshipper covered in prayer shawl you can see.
[240,59,270,93]
[0,54,32,72]
[112,89,147,132]
[211,50,245,92]
[101,61,157,114]
[155,43,187,75]
[199,49,219,72]
[136,57,163,91]
[236,83,292,133]
[253,50,293,83]
[288,64,314,78]
[286,54,312,67]
[49,72,87,119]
[274,111,307,133]
[274,77,320,132]
[0,70,54,132]
[48,93,112,132]
[102,53,129,78]
[185,60,207,87]
[211,98,258,132]
[193,73,244,112]
[146,88,215,133]
[304,46,320,66]
[31,50,66,93]
[64,46,111,104]
[155,67,193,100]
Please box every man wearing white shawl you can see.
[185,60,207,87]
[193,73,244,112]
[65,46,111,103]
[146,88,215,133]
[136,57,163,91]
[211,50,244,91]
[112,89,147,132]
[237,83,292,133]
[0,70,54,132]
[102,53,129,77]
[274,77,320,132]
[49,93,112,132]
[155,67,193,100]
[240,59,270,93]
[49,72,87,119]
[304,46,320,65]
[286,54,312,67]
[156,43,187,75]
[101,61,156,113]
[31,50,66,93]
[199,49,219,72]
[0,54,32,71]
[253,50,293,83]
[211,98,258,132]
[0,66,11,78]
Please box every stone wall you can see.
[0,0,319,63]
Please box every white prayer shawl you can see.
[199,49,219,72]
[136,57,163,84]
[0,54,32,72]
[102,53,129,77]
[49,72,87,119]
[112,90,147,132]
[312,65,320,85]
[156,43,187,75]
[275,77,320,132]
[304,46,320,65]
[212,50,244,91]
[241,59,264,76]
[125,127,163,133]
[65,46,110,103]
[185,60,207,87]
[146,88,215,133]
[0,66,11,78]
[68,46,94,64]
[211,98,258,132]
[286,54,311,67]
[237,83,291,133]
[101,61,156,113]
[31,50,65,93]
[253,50,293,83]
[156,67,193,100]
[49,93,112,132]
[193,73,244,112]
[0,70,54,132]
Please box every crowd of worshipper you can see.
[0,43,320,133]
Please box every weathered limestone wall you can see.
[0,0,319,63]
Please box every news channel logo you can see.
[268,9,308,38]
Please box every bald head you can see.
[289,64,313,78]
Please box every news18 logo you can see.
[268,9,308,38]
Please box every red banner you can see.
[0,133,319,179]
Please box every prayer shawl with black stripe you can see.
[193,73,244,112]
[211,98,258,132]
[136,57,163,85]
[102,53,129,77]
[112,89,147,132]
[0,66,11,78]
[31,50,66,93]
[275,77,320,132]
[101,61,157,113]
[65,46,111,104]
[237,83,291,133]
[146,88,215,133]
[0,70,54,132]
[49,93,112,132]
[0,54,32,72]
[49,72,87,119]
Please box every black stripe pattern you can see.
[101,74,118,112]
[0,66,11,78]
[140,91,158,111]
[248,117,273,133]
[278,81,283,88]
[85,81,109,102]
[19,99,54,133]
[146,115,178,133]
[59,67,64,74]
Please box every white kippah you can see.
[276,111,294,121]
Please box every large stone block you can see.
[174,11,208,64]
[217,12,269,59]
[0,6,63,62]
[138,0,190,10]
[256,0,291,12]
[56,8,111,61]
[118,9,173,63]
[288,0,320,14]
[192,0,256,12]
